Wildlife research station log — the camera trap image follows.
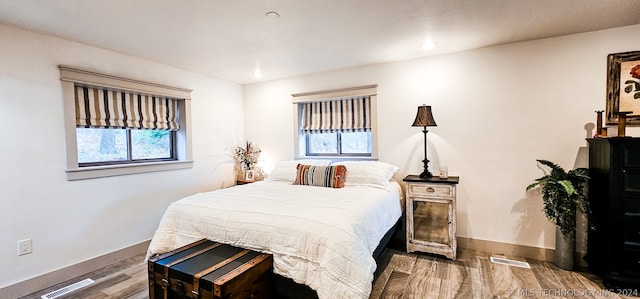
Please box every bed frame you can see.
[273,219,400,299]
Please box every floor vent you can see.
[490,256,531,269]
[41,278,95,299]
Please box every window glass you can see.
[304,131,372,156]
[76,128,174,165]
[340,131,372,154]
[131,130,172,160]
[307,132,338,154]
[76,128,128,163]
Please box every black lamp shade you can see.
[411,105,437,127]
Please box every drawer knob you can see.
[425,187,435,192]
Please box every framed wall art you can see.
[606,51,640,126]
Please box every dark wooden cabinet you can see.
[586,137,640,289]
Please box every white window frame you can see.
[59,65,193,180]
[292,85,379,160]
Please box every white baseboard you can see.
[0,239,150,299]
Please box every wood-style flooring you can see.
[20,248,637,299]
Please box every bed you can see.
[146,160,403,299]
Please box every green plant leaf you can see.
[536,159,565,174]
[526,182,540,190]
[558,180,576,195]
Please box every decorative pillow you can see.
[293,164,347,188]
[266,159,332,182]
[331,161,399,190]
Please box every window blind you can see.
[74,86,179,131]
[301,96,371,133]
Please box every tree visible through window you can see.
[76,128,174,165]
[306,131,371,156]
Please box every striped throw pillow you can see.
[293,164,347,188]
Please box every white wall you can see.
[244,24,640,250]
[0,24,244,288]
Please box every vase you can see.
[554,225,575,270]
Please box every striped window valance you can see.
[75,86,180,131]
[301,96,371,133]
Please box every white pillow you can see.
[331,161,399,190]
[266,159,332,182]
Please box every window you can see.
[293,85,378,159]
[73,85,180,167]
[60,66,193,180]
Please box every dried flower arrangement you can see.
[234,140,261,170]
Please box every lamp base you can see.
[419,159,433,178]
[419,171,433,178]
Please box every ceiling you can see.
[1,0,640,85]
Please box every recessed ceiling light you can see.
[253,70,263,78]
[421,40,436,51]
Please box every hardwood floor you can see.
[20,248,637,299]
[18,254,149,299]
[371,249,636,299]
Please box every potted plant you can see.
[526,159,589,270]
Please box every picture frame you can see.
[245,169,255,181]
[606,51,640,126]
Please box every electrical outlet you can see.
[18,239,32,256]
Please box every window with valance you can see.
[293,85,378,158]
[59,66,193,180]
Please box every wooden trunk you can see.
[148,239,273,299]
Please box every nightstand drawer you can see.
[407,183,453,198]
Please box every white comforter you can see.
[146,180,402,299]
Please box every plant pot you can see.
[554,225,575,270]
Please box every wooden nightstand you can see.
[403,175,459,260]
